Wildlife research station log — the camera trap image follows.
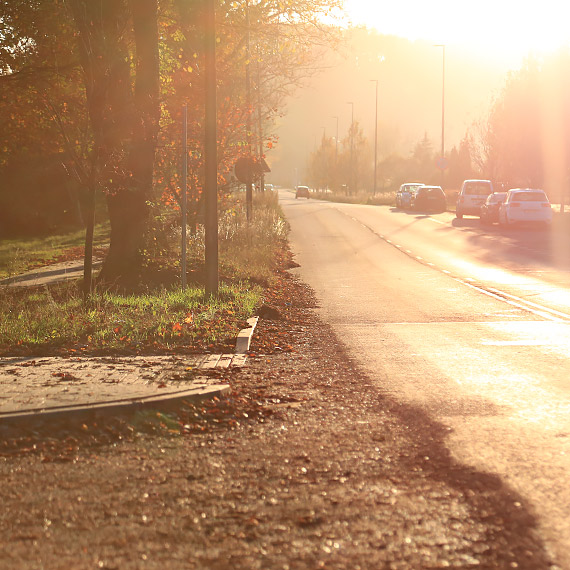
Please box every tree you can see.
[307,135,335,190]
[410,132,435,182]
[68,0,160,288]
[447,135,473,188]
[0,1,88,235]
[1,0,343,287]
[476,52,570,202]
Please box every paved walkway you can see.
[0,318,258,424]
[0,258,259,424]
[1,259,103,288]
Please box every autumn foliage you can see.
[0,0,342,286]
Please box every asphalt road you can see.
[281,189,570,568]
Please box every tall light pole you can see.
[435,44,446,187]
[347,101,354,195]
[321,126,326,190]
[370,79,378,195]
[245,0,253,221]
[181,105,188,289]
[205,0,218,295]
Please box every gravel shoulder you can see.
[0,268,558,569]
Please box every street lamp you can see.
[347,101,354,195]
[434,44,445,187]
[321,126,327,190]
[370,79,378,195]
[204,0,218,295]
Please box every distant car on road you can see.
[396,183,423,210]
[498,188,552,227]
[480,192,507,225]
[295,185,310,199]
[411,185,446,213]
[456,179,494,218]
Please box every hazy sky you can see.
[343,0,570,65]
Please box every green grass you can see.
[0,222,111,279]
[0,192,285,355]
[0,281,259,354]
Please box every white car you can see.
[396,183,423,210]
[498,188,552,227]
[456,179,494,218]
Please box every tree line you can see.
[307,47,570,205]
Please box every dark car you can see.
[480,192,507,225]
[295,185,310,199]
[411,185,446,213]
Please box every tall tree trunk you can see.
[69,0,159,290]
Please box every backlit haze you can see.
[267,1,570,186]
[344,0,570,65]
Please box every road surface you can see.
[282,190,570,568]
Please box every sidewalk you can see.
[0,318,258,425]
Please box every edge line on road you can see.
[334,206,570,324]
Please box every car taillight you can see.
[542,203,551,208]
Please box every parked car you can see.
[396,183,423,209]
[479,192,507,225]
[456,179,494,218]
[295,185,310,199]
[411,185,446,213]
[498,188,552,227]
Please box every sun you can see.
[343,0,570,65]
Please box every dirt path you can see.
[0,272,557,569]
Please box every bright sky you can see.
[343,0,570,65]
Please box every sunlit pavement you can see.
[280,190,570,567]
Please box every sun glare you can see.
[343,0,570,64]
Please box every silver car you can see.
[396,183,423,210]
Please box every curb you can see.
[0,317,260,427]
[235,316,259,354]
[0,385,231,428]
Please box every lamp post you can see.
[204,0,218,295]
[321,126,326,190]
[347,101,354,195]
[370,79,378,195]
[434,44,445,187]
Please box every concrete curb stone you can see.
[0,320,258,427]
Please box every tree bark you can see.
[69,0,159,289]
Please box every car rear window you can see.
[488,193,506,203]
[511,192,548,202]
[464,183,492,195]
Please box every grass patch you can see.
[0,222,111,279]
[0,192,286,355]
[0,281,259,355]
[219,190,289,285]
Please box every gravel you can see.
[0,268,558,569]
